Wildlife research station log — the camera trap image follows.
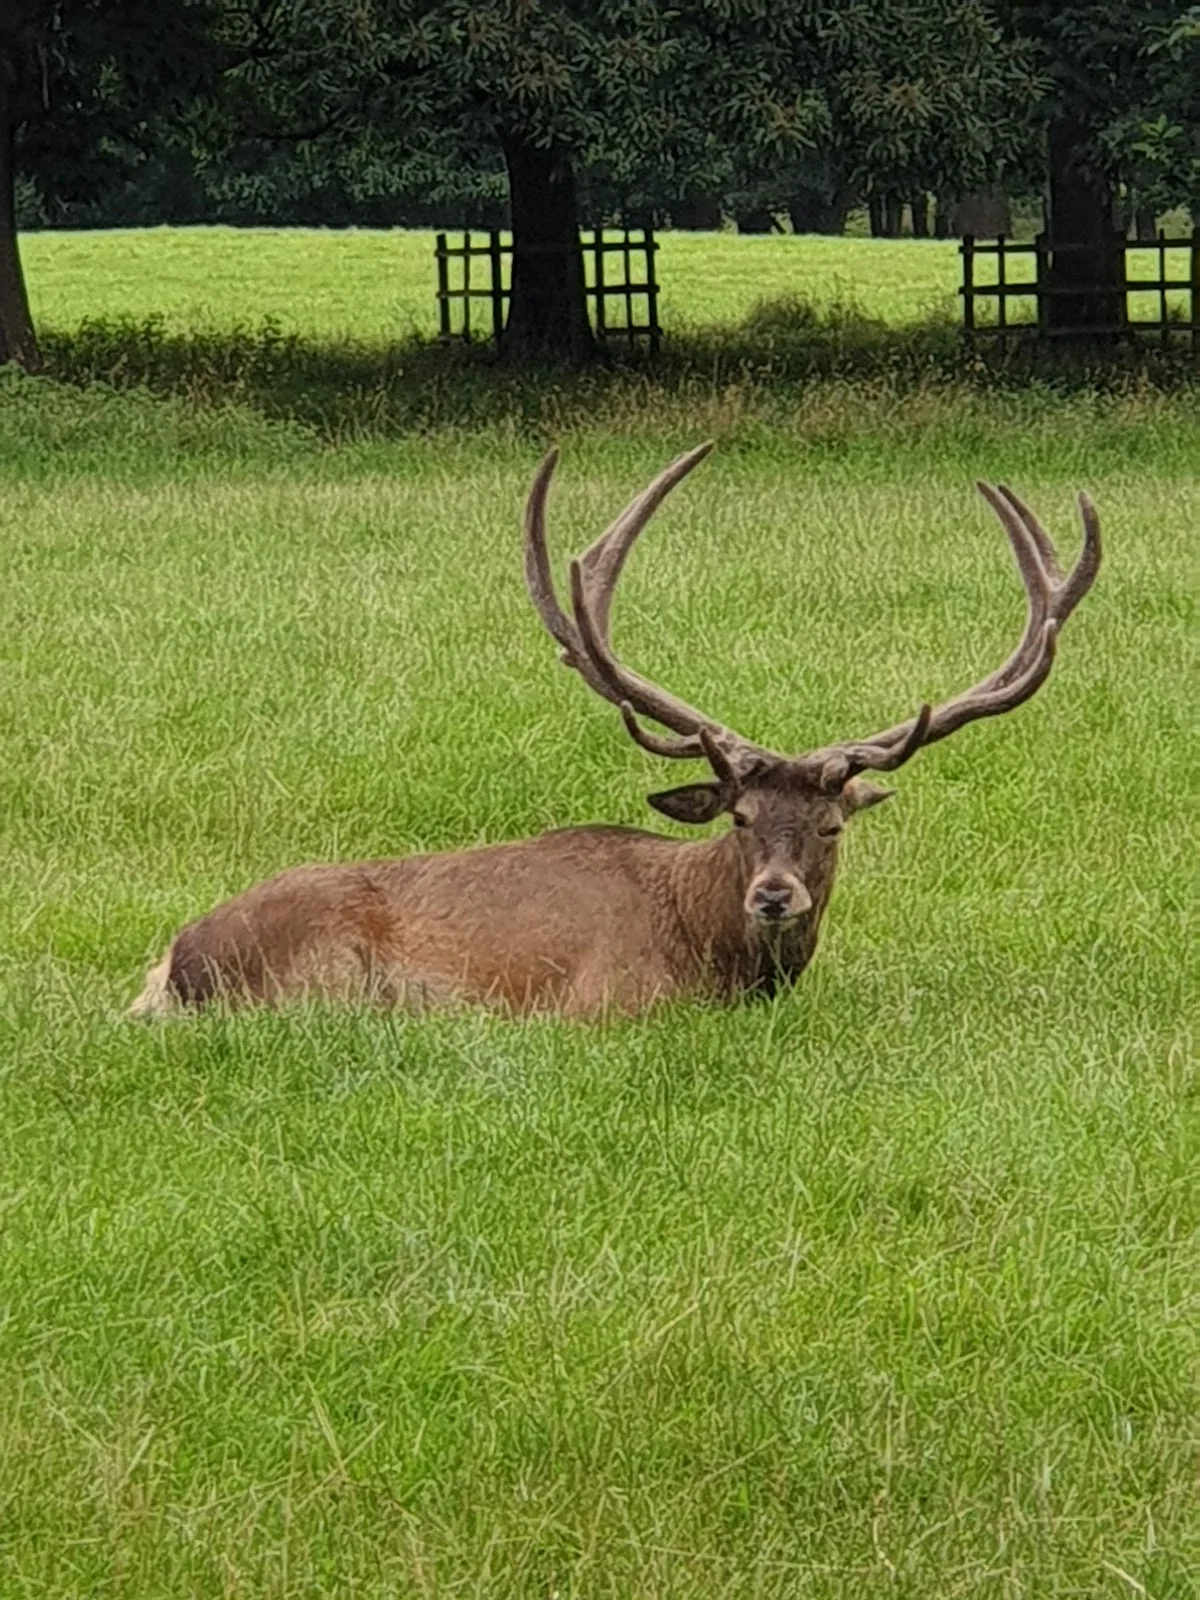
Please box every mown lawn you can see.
[20,226,1192,345]
[22,227,967,341]
[0,228,1195,1597]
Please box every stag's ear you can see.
[647,782,730,825]
[842,778,895,813]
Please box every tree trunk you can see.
[787,188,824,233]
[910,193,930,238]
[787,186,850,236]
[870,195,903,237]
[672,193,722,230]
[501,135,594,367]
[1134,207,1157,242]
[822,190,852,237]
[0,111,41,373]
[1045,119,1126,338]
[734,207,777,235]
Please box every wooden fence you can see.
[960,230,1200,349]
[435,228,661,351]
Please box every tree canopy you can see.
[1001,1,1199,207]
[1,0,221,365]
[993,2,1199,331]
[205,2,826,359]
[207,0,1046,356]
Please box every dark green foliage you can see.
[208,2,818,189]
[1003,2,1200,213]
[4,0,221,205]
[0,1,223,363]
[6,3,1198,361]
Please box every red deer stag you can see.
[131,445,1100,1019]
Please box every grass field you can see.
[22,225,1193,346]
[0,228,1196,1597]
[24,228,968,340]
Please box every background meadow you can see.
[0,227,1195,1598]
[23,228,964,340]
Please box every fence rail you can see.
[960,229,1200,348]
[435,228,660,351]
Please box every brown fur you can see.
[130,770,883,1020]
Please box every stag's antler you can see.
[812,483,1102,789]
[524,447,1101,790]
[524,442,771,770]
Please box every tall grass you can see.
[0,229,1195,1596]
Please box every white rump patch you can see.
[128,954,178,1019]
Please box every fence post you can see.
[961,234,975,339]
[435,233,450,339]
[623,229,633,341]
[461,231,473,340]
[1192,227,1200,356]
[996,232,1007,347]
[592,229,606,341]
[645,229,661,357]
[488,231,504,343]
[1034,231,1049,335]
[1157,229,1167,349]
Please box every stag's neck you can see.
[666,832,831,1000]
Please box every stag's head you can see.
[642,738,896,927]
[524,444,1100,934]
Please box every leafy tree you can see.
[213,2,824,364]
[703,1,1040,237]
[1,1,221,368]
[224,1,1048,353]
[807,1,1040,232]
[1001,2,1199,333]
[1102,6,1200,227]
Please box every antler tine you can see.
[971,482,1100,697]
[524,447,684,735]
[524,448,579,657]
[570,557,720,748]
[525,443,768,766]
[999,484,1101,630]
[965,485,1100,701]
[965,481,1057,697]
[524,448,587,667]
[813,484,1100,784]
[575,441,716,640]
[615,701,704,758]
[995,483,1062,580]
[1066,491,1102,613]
[569,441,723,758]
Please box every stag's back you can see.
[131,826,710,1018]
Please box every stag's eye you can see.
[732,811,749,829]
[816,823,843,840]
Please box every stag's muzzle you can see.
[746,876,812,926]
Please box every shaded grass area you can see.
[1,391,1195,1593]
[8,313,1197,490]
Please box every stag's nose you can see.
[750,879,812,924]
